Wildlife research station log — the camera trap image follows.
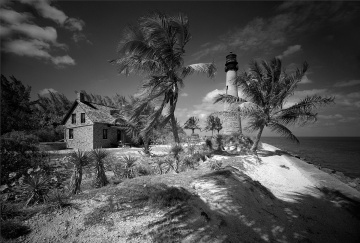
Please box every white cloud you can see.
[299,74,312,84]
[0,0,85,66]
[51,55,75,66]
[180,93,189,97]
[3,39,75,66]
[202,88,225,103]
[277,45,301,59]
[39,88,58,96]
[20,0,84,31]
[333,80,360,87]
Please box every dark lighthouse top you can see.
[225,52,238,72]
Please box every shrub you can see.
[214,134,224,151]
[69,150,92,194]
[115,155,138,179]
[169,144,184,173]
[20,170,51,206]
[205,138,213,150]
[0,133,53,186]
[181,156,198,170]
[209,160,222,171]
[90,149,109,188]
[186,143,196,155]
[47,188,73,209]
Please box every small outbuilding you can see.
[61,92,129,150]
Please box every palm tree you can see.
[214,58,334,151]
[90,149,109,188]
[110,11,216,143]
[204,115,216,136]
[69,150,92,194]
[113,96,155,155]
[184,116,201,135]
[214,116,223,134]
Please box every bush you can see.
[114,155,138,179]
[209,160,222,171]
[19,169,51,206]
[205,138,213,150]
[0,133,53,186]
[214,134,224,151]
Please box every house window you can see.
[103,129,108,139]
[71,114,76,124]
[81,113,85,123]
[69,129,73,139]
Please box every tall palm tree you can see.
[214,58,334,151]
[184,116,201,135]
[110,11,216,143]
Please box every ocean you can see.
[261,137,360,179]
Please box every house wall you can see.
[93,123,118,148]
[64,102,94,150]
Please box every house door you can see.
[117,130,122,142]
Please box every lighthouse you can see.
[223,52,242,135]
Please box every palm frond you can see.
[268,122,299,143]
[180,63,217,79]
[280,95,335,115]
[213,94,247,104]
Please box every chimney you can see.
[77,91,84,102]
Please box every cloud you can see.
[299,75,312,84]
[39,88,58,96]
[277,45,301,59]
[333,80,360,87]
[193,1,359,59]
[180,93,189,97]
[3,39,75,66]
[20,0,85,31]
[202,89,224,103]
[51,55,75,66]
[1,0,86,66]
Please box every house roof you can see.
[61,100,120,125]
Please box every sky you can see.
[1,0,360,137]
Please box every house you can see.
[61,92,129,150]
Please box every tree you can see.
[184,116,201,135]
[69,150,92,194]
[204,115,216,136]
[214,58,334,151]
[113,96,155,155]
[214,117,223,134]
[1,75,36,134]
[110,11,216,143]
[90,149,109,188]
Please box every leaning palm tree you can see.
[110,11,216,143]
[214,58,334,151]
[184,116,201,135]
[69,150,92,194]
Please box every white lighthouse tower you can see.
[223,52,242,135]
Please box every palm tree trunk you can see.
[94,161,108,188]
[71,165,82,194]
[191,129,194,134]
[143,137,150,155]
[251,125,265,152]
[170,113,180,143]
